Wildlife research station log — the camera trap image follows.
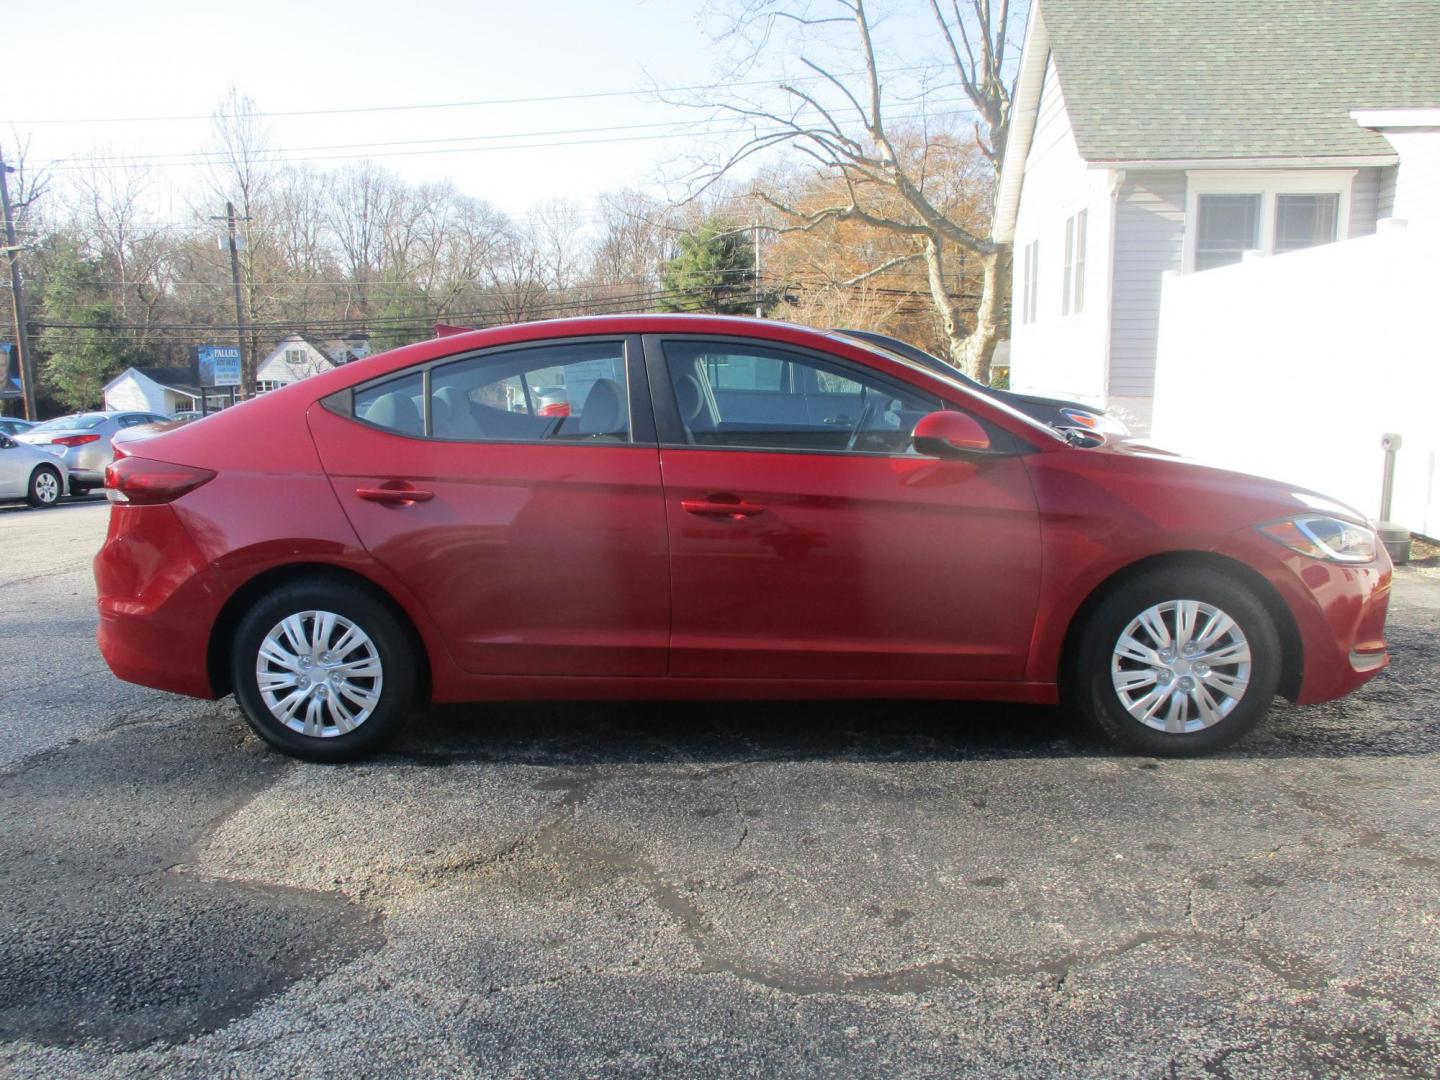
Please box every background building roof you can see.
[1040,0,1440,163]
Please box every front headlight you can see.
[1059,407,1129,437]
[1257,514,1377,563]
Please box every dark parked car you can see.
[96,314,1389,763]
[835,329,1129,437]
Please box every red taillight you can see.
[105,455,215,505]
[50,433,101,447]
[537,402,571,417]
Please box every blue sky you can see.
[5,0,992,218]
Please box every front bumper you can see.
[1216,528,1392,705]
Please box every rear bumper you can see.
[94,504,226,699]
[1215,529,1392,705]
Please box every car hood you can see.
[1074,436,1371,524]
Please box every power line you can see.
[4,65,956,126]
[33,101,981,174]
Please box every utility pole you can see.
[0,150,38,420]
[218,202,249,400]
[753,220,763,319]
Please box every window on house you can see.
[284,348,306,367]
[1062,211,1087,315]
[1274,193,1339,253]
[1062,217,1073,317]
[1195,194,1261,271]
[1020,239,1040,324]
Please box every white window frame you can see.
[1020,238,1039,324]
[1183,170,1355,272]
[1062,209,1087,316]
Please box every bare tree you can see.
[687,0,1017,381]
[206,88,281,391]
[326,162,400,319]
[590,189,682,294]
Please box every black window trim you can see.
[322,334,656,448]
[640,332,1020,460]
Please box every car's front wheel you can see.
[27,466,62,508]
[231,580,419,761]
[1073,567,1282,756]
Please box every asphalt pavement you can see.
[1,498,1438,1078]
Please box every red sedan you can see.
[94,315,1391,761]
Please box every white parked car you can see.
[15,410,168,496]
[0,430,70,508]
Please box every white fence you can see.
[1151,221,1440,536]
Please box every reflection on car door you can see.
[308,336,670,678]
[647,335,1043,683]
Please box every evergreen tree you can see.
[38,241,142,411]
[658,221,755,314]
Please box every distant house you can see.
[103,366,201,415]
[255,334,371,392]
[991,0,1440,431]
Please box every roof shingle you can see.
[1040,0,1440,162]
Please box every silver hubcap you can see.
[35,472,58,503]
[1111,599,1252,734]
[256,610,383,738]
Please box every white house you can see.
[1150,112,1440,536]
[991,0,1440,433]
[255,334,371,392]
[103,366,201,415]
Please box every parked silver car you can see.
[0,430,69,507]
[15,410,168,495]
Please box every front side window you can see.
[664,340,936,455]
[1195,194,1261,271]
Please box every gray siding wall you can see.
[1109,171,1186,398]
[1376,164,1399,220]
[1349,167,1382,236]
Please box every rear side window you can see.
[355,372,425,436]
[429,341,630,443]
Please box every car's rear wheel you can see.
[27,466,62,508]
[231,580,419,761]
[1073,567,1281,756]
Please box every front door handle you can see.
[355,485,435,506]
[681,497,765,520]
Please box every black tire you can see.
[1072,567,1281,756]
[69,482,92,498]
[26,465,62,508]
[231,580,420,762]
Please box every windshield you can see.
[828,332,1067,444]
[30,413,109,432]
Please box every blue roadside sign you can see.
[196,346,242,388]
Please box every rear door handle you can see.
[355,485,434,506]
[681,497,765,519]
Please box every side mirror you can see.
[0,434,14,450]
[912,410,991,458]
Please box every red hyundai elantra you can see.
[95,315,1391,761]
